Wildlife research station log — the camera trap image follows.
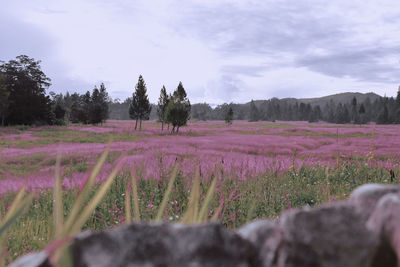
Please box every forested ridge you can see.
[2,55,400,126]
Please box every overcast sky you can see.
[2,0,400,104]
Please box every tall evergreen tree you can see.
[0,73,9,126]
[225,106,234,125]
[164,82,191,133]
[351,96,359,123]
[377,104,389,124]
[157,85,169,131]
[99,83,110,124]
[129,75,151,130]
[249,100,259,122]
[89,86,103,124]
[397,86,400,105]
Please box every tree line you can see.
[0,55,192,131]
[2,55,400,127]
[190,93,400,124]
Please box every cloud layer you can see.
[1,0,400,103]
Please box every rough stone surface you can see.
[277,203,378,267]
[238,220,283,267]
[349,183,400,220]
[10,183,400,267]
[367,193,400,267]
[71,222,254,267]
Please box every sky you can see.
[1,0,400,105]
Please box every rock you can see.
[238,219,283,267]
[277,203,378,267]
[71,222,254,267]
[349,183,400,220]
[8,251,51,267]
[367,193,400,267]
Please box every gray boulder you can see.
[349,183,400,220]
[276,203,378,267]
[367,193,400,267]
[238,220,283,267]
[71,222,254,267]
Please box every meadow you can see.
[0,120,399,262]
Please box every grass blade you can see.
[0,194,33,237]
[125,186,132,224]
[181,167,200,224]
[70,157,125,235]
[155,164,179,221]
[2,186,27,223]
[131,171,140,222]
[53,152,63,239]
[63,146,110,235]
[197,176,217,223]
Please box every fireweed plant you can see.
[0,120,399,263]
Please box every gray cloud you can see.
[173,1,400,85]
[297,46,400,83]
[0,14,57,61]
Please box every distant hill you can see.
[295,92,381,107]
[248,92,381,107]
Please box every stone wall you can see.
[10,183,400,267]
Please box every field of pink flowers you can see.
[1,120,400,261]
[1,120,399,194]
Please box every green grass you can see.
[0,153,89,178]
[0,163,397,263]
[1,127,144,148]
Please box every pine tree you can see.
[351,97,358,123]
[157,85,169,131]
[129,75,151,130]
[358,103,366,124]
[377,104,389,124]
[397,86,400,105]
[225,106,233,125]
[0,73,9,126]
[99,83,110,124]
[164,82,191,133]
[249,100,259,122]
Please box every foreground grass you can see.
[0,164,397,262]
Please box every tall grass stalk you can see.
[131,171,140,222]
[155,164,179,221]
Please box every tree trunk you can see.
[168,123,169,131]
[1,115,4,127]
[135,119,138,130]
[140,119,142,131]
[161,121,164,131]
[177,126,179,133]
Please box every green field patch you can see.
[0,153,88,178]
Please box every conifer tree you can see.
[99,83,110,124]
[157,85,169,131]
[249,100,259,122]
[164,82,191,133]
[225,106,233,125]
[0,73,9,126]
[129,75,151,130]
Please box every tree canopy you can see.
[157,85,169,131]
[0,55,52,125]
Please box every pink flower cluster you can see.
[1,120,399,194]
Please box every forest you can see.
[1,55,400,126]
